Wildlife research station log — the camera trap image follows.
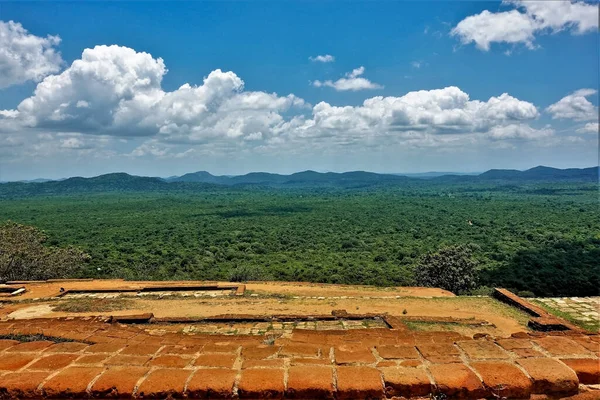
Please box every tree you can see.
[414,244,478,294]
[0,222,90,282]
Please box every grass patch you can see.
[52,298,134,313]
[532,300,600,332]
[0,333,81,343]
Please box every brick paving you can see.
[0,317,599,398]
[534,297,600,326]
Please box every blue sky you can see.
[0,1,598,180]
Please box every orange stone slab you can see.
[0,371,50,398]
[376,345,419,359]
[194,353,237,368]
[381,366,432,397]
[428,363,486,399]
[0,340,19,351]
[5,341,53,353]
[560,358,600,385]
[44,342,89,353]
[119,343,162,356]
[335,347,376,364]
[471,361,532,398]
[280,343,320,358]
[187,368,237,398]
[517,358,579,396]
[238,368,285,399]
[147,355,191,368]
[26,354,79,370]
[416,343,462,363]
[535,337,593,357]
[41,366,104,398]
[136,368,191,399]
[0,353,37,371]
[287,365,334,398]
[458,341,510,360]
[90,366,149,397]
[242,345,280,360]
[336,366,384,399]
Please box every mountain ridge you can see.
[1,166,596,197]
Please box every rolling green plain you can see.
[1,179,597,297]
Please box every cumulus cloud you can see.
[0,20,63,88]
[286,87,539,142]
[312,66,383,91]
[546,89,597,120]
[1,42,558,161]
[451,1,598,51]
[487,124,554,140]
[309,54,335,63]
[576,122,599,134]
[4,45,307,145]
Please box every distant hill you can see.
[476,166,598,182]
[1,166,596,197]
[167,170,412,187]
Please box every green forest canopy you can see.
[0,181,598,297]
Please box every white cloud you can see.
[0,20,63,88]
[2,42,559,161]
[411,61,424,69]
[546,89,597,120]
[576,122,599,134]
[4,45,307,145]
[487,124,554,140]
[309,54,335,63]
[312,66,383,91]
[287,87,539,143]
[451,1,598,51]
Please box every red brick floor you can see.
[0,318,598,398]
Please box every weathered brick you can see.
[74,353,111,365]
[336,366,384,399]
[287,365,334,398]
[335,347,376,364]
[202,342,240,354]
[6,341,53,353]
[105,355,151,366]
[496,338,533,350]
[381,366,432,397]
[84,343,125,353]
[290,358,331,366]
[428,363,486,399]
[471,361,532,398]
[512,348,545,358]
[0,340,19,351]
[90,366,149,398]
[44,342,88,353]
[27,354,79,370]
[136,369,191,399]
[147,355,191,368]
[242,345,280,360]
[119,344,162,356]
[186,368,236,398]
[458,341,510,360]
[0,371,50,398]
[417,343,462,363]
[280,343,320,358]
[160,345,203,355]
[535,337,593,357]
[41,366,103,398]
[560,358,600,385]
[376,345,419,359]
[0,353,37,371]
[243,358,285,369]
[517,358,579,396]
[194,353,237,368]
[238,368,285,399]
